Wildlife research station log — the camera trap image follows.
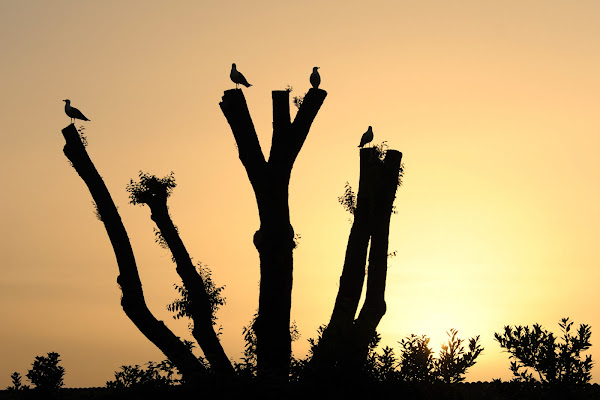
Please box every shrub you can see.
[26,352,65,391]
[398,334,436,382]
[436,329,483,383]
[6,372,29,391]
[106,360,180,389]
[495,317,593,384]
[398,329,483,383]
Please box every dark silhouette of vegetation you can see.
[307,146,403,381]
[126,171,234,377]
[398,334,436,382]
[106,360,181,389]
[59,70,412,390]
[5,372,29,391]
[495,317,593,385]
[25,352,65,391]
[436,329,484,383]
[220,85,327,382]
[167,263,225,329]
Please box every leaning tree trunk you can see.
[220,88,327,383]
[309,146,402,378]
[61,124,206,382]
[145,199,235,376]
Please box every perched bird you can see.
[230,63,252,88]
[310,66,320,89]
[63,99,90,124]
[358,126,374,148]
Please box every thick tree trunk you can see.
[220,88,326,383]
[309,146,402,378]
[61,124,206,382]
[146,200,235,376]
[354,147,402,356]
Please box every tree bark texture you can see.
[146,199,235,376]
[220,88,327,382]
[61,124,206,382]
[310,146,402,377]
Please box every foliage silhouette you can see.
[167,263,226,329]
[233,313,300,380]
[25,352,65,391]
[495,317,593,384]
[126,171,176,206]
[60,72,406,386]
[437,329,483,383]
[127,171,234,376]
[106,360,181,389]
[398,334,436,383]
[6,372,29,391]
[397,330,483,383]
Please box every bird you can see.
[63,99,90,124]
[230,63,252,89]
[358,126,374,148]
[310,66,320,89]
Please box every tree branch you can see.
[61,124,206,382]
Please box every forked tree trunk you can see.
[61,124,206,382]
[220,88,327,383]
[309,146,402,377]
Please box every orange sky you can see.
[2,0,600,388]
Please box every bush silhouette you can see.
[26,352,65,391]
[106,360,181,389]
[398,329,483,383]
[495,317,593,384]
[6,372,29,391]
[398,334,436,382]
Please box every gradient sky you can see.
[2,0,600,388]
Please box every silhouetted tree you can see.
[61,125,206,382]
[126,171,234,376]
[220,86,326,382]
[60,72,406,387]
[307,145,403,379]
[495,317,593,384]
[26,352,65,392]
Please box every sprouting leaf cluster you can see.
[338,182,357,215]
[293,95,304,109]
[126,171,176,206]
[77,125,88,147]
[494,317,593,384]
[166,263,226,327]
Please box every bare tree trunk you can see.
[61,124,206,382]
[146,200,235,376]
[309,146,402,378]
[220,88,326,383]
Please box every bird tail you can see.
[244,83,252,88]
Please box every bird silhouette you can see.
[310,66,320,89]
[358,126,374,148]
[63,99,90,124]
[230,63,252,89]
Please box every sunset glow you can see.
[2,0,600,388]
